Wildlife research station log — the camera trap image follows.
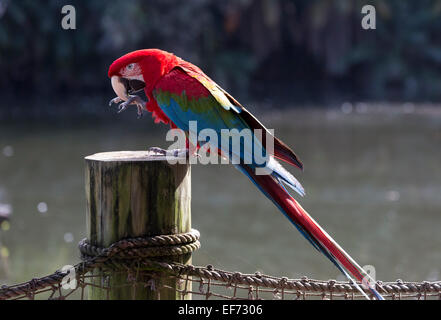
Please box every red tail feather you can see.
[242,165,366,283]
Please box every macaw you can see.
[108,49,384,300]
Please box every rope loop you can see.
[78,229,201,263]
[2,226,441,300]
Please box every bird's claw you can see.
[136,105,144,119]
[117,102,129,113]
[110,95,146,118]
[148,147,200,159]
[148,147,190,157]
[109,97,123,107]
[148,147,168,156]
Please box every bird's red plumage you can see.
[240,164,365,283]
[108,49,213,124]
[108,49,303,168]
[108,49,180,124]
[154,67,212,99]
[108,49,383,299]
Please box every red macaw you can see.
[108,49,383,300]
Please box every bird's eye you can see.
[126,63,135,71]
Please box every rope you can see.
[134,261,441,296]
[0,229,201,300]
[0,228,440,300]
[79,229,201,260]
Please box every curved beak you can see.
[111,75,129,102]
[111,75,146,102]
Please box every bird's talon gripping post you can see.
[147,147,189,159]
[173,149,188,158]
[148,147,168,156]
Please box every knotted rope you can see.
[1,228,440,300]
[0,229,201,299]
[79,229,201,262]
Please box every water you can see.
[0,105,440,287]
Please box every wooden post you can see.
[84,151,192,300]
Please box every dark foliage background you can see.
[1,1,441,286]
[1,0,441,115]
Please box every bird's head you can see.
[108,49,179,102]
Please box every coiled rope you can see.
[1,229,440,300]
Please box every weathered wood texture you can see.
[85,151,191,299]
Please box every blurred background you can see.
[0,0,440,288]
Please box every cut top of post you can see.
[85,151,185,162]
[85,149,191,245]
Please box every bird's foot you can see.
[148,147,189,158]
[148,147,168,156]
[108,96,123,106]
[109,95,146,119]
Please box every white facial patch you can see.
[120,64,144,82]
